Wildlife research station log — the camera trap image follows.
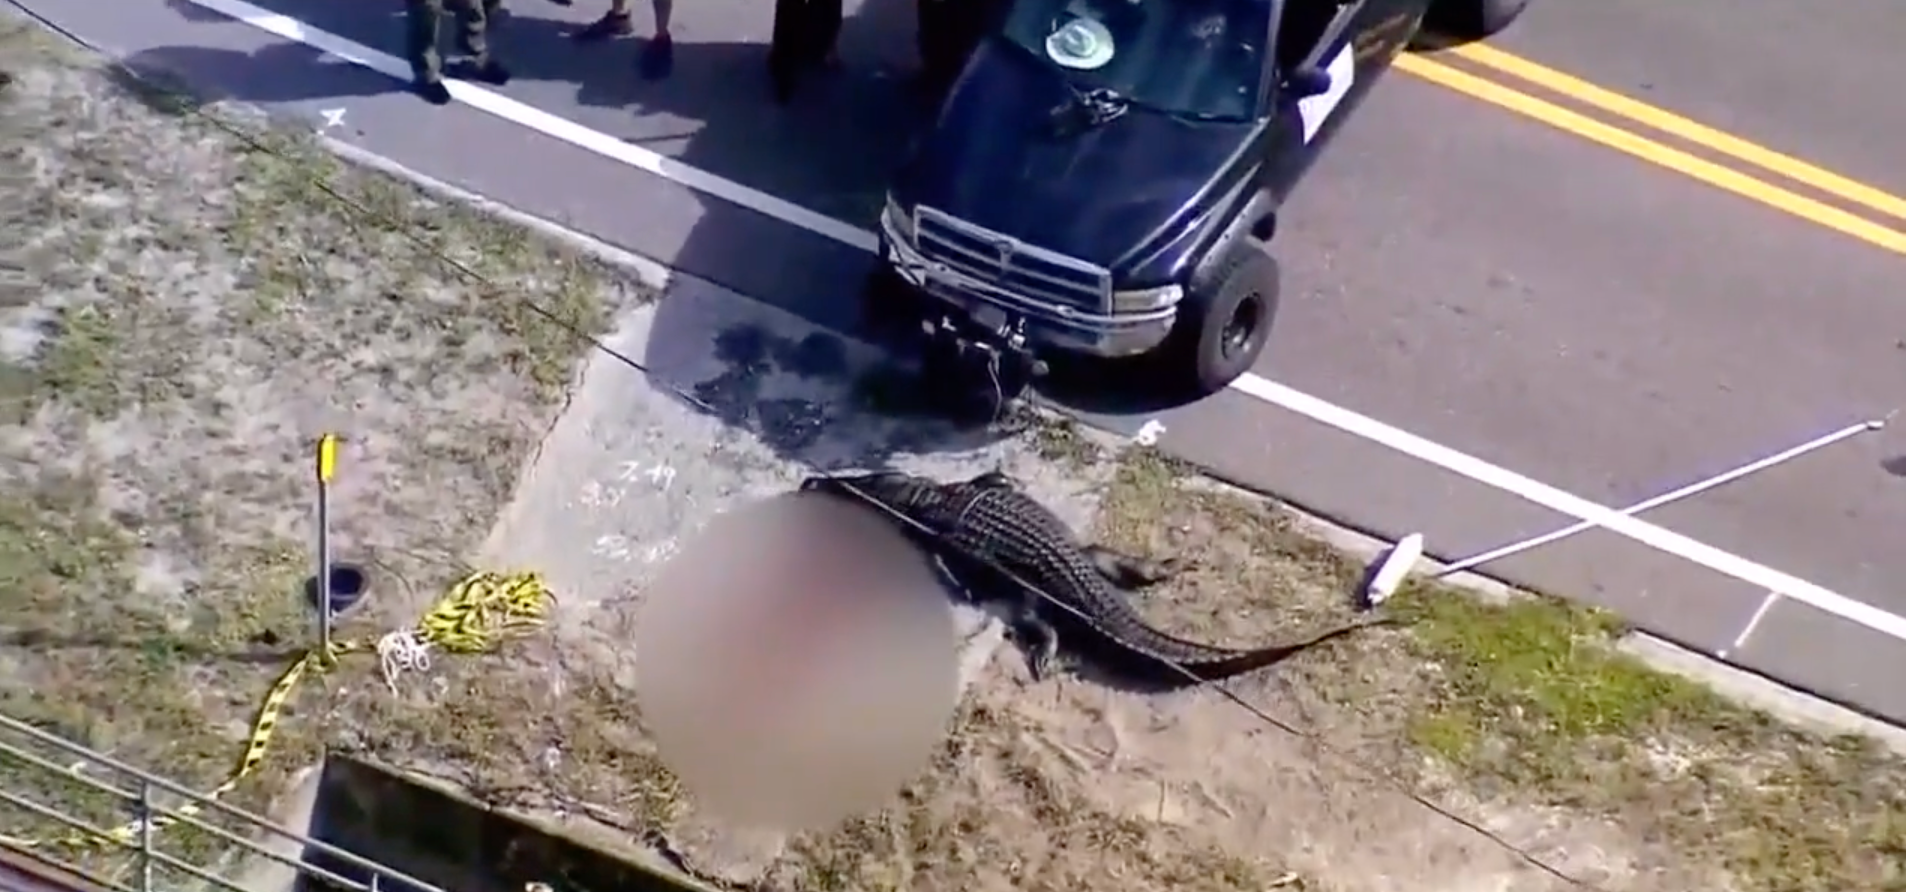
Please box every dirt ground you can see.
[3,12,1903,892]
[0,10,633,867]
[755,448,1906,892]
[344,429,1906,892]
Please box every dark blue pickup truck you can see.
[874,0,1532,399]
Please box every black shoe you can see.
[572,11,634,41]
[469,60,512,85]
[416,78,453,105]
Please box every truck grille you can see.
[914,206,1111,313]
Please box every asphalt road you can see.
[18,0,1906,722]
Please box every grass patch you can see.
[1389,581,1905,892]
[1083,446,1906,892]
[1392,588,1718,758]
[0,13,636,880]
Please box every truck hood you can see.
[895,40,1258,267]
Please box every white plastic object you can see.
[1363,532,1424,608]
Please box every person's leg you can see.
[915,0,958,94]
[913,0,935,71]
[766,0,802,103]
[573,0,634,41]
[919,0,979,94]
[638,0,675,79]
[404,0,453,104]
[457,0,506,57]
[652,0,673,37]
[453,0,512,84]
[814,0,842,70]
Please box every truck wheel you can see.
[1422,0,1533,42]
[1160,240,1279,397]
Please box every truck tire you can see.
[1159,239,1279,397]
[1423,0,1533,41]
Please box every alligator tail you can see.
[1180,617,1400,683]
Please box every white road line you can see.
[184,0,1906,648]
[1224,380,1906,643]
[1717,591,1782,659]
[183,0,878,254]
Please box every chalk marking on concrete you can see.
[185,0,1906,647]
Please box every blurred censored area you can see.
[634,489,962,831]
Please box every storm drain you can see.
[298,757,707,892]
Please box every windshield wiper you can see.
[1047,86,1130,135]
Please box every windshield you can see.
[999,0,1271,121]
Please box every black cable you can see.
[4,5,1607,887]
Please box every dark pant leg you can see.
[914,0,938,72]
[944,0,984,68]
[767,0,805,99]
[405,0,446,81]
[811,0,842,63]
[916,0,965,89]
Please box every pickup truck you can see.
[872,0,1533,400]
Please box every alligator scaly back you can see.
[802,470,1391,686]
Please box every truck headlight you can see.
[880,196,915,246]
[1111,284,1184,312]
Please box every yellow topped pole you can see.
[316,434,338,485]
[315,434,338,659]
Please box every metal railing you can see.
[0,712,444,892]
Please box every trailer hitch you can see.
[918,310,1047,421]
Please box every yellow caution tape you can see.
[12,569,554,851]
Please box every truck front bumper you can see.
[878,225,1176,359]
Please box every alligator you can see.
[798,469,1392,686]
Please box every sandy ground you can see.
[2,12,1902,892]
[744,450,1903,892]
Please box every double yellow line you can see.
[1396,43,1906,256]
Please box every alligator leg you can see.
[927,553,983,604]
[1084,545,1183,592]
[1006,598,1062,682]
[969,469,1017,490]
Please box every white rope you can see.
[376,629,433,695]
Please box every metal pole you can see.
[1438,417,1886,578]
[316,434,339,659]
[138,780,154,892]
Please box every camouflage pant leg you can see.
[406,0,494,81]
[452,0,494,64]
[405,0,447,81]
